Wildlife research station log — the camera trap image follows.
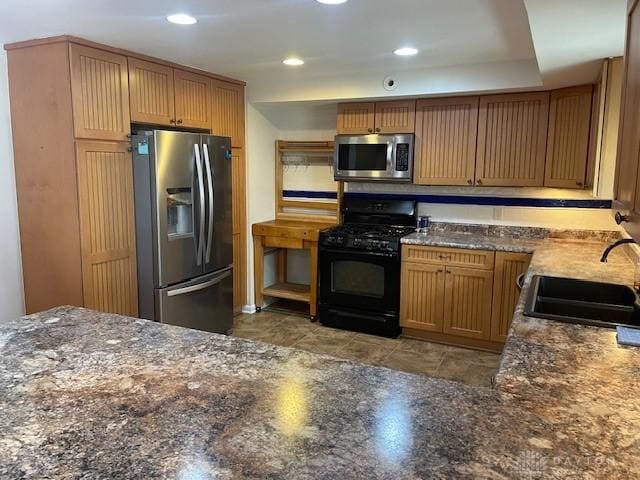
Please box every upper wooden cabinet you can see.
[476,92,550,186]
[69,44,130,141]
[414,97,479,186]
[128,61,211,129]
[174,69,211,129]
[544,85,594,189]
[616,0,640,216]
[337,102,375,134]
[374,100,416,134]
[211,79,245,148]
[337,100,415,134]
[128,58,175,126]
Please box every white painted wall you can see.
[245,103,279,309]
[0,49,24,322]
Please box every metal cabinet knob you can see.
[170,119,176,124]
[477,179,483,185]
[615,211,630,224]
[367,128,373,133]
[467,179,473,185]
[177,119,183,125]
[375,128,381,133]
[576,181,584,187]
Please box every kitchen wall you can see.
[0,49,25,322]
[243,94,621,309]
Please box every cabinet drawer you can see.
[403,245,495,270]
[263,236,303,249]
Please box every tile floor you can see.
[232,311,501,387]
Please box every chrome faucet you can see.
[600,238,638,263]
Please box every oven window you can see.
[338,144,388,171]
[331,260,385,297]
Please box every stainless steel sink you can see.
[523,275,640,328]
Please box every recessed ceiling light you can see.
[316,0,348,4]
[394,47,419,56]
[283,57,305,66]
[166,14,197,25]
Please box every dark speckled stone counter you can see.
[2,230,640,478]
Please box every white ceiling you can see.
[0,0,627,103]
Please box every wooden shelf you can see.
[262,282,311,303]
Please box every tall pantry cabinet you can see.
[6,36,247,316]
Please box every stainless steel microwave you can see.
[334,134,414,182]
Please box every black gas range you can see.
[318,197,417,338]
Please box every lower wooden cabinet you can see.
[400,246,532,349]
[443,266,493,340]
[399,262,445,332]
[490,252,531,342]
[75,140,138,316]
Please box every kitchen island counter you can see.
[2,233,639,479]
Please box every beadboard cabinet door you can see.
[476,92,549,186]
[544,85,593,189]
[69,44,130,141]
[616,0,640,215]
[374,100,416,134]
[174,69,210,129]
[490,252,531,342]
[443,266,494,340]
[128,58,175,126]
[211,79,245,148]
[337,102,376,134]
[414,97,479,185]
[400,262,445,332]
[75,140,138,316]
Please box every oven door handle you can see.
[320,248,398,259]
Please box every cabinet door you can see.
[443,266,493,340]
[174,69,211,129]
[69,44,130,141]
[544,85,593,188]
[617,0,640,212]
[75,141,138,316]
[374,100,416,134]
[128,58,175,126]
[211,80,245,148]
[414,97,479,185]
[400,262,445,332]
[476,92,549,186]
[490,252,531,343]
[337,102,375,134]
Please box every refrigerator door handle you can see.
[203,143,214,263]
[194,143,205,266]
[167,267,232,297]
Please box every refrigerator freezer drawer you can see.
[155,266,233,334]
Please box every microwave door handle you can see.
[203,143,214,263]
[193,143,205,266]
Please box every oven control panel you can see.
[321,235,397,252]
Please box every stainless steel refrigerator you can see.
[132,130,233,334]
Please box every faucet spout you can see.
[600,238,637,263]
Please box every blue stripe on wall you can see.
[282,190,611,208]
[283,190,338,199]
[344,192,612,209]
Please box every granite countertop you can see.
[2,236,640,478]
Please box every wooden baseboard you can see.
[402,328,504,353]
